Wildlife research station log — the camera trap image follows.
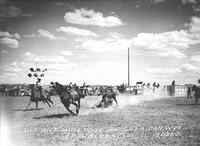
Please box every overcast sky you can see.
[0,0,200,85]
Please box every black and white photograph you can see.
[0,0,200,145]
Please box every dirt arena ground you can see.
[1,94,200,146]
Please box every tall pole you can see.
[128,48,130,86]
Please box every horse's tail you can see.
[111,92,118,105]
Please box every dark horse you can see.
[97,89,118,108]
[191,85,200,105]
[51,82,86,116]
[25,84,53,110]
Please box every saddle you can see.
[30,85,43,101]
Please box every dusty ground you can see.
[1,94,200,146]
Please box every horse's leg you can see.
[77,99,80,108]
[41,95,46,103]
[45,100,51,108]
[48,98,53,104]
[197,97,199,104]
[97,99,104,107]
[24,101,31,111]
[63,102,76,116]
[72,102,79,115]
[112,95,118,106]
[97,94,106,107]
[36,101,38,109]
[195,97,198,105]
[45,94,53,105]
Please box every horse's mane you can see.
[54,82,67,95]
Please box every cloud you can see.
[4,65,21,73]
[0,61,24,81]
[153,0,165,3]
[1,49,8,53]
[109,32,124,39]
[23,34,36,38]
[0,6,22,18]
[21,13,32,17]
[188,16,200,33]
[147,64,200,75]
[131,16,200,58]
[0,30,20,48]
[64,8,125,27]
[78,16,200,58]
[17,52,127,85]
[55,2,65,6]
[56,26,98,37]
[0,5,32,18]
[0,30,20,39]
[0,60,37,83]
[182,0,197,5]
[23,52,69,63]
[22,52,77,79]
[19,52,79,84]
[190,55,200,62]
[131,30,190,58]
[0,0,6,4]
[25,30,65,40]
[157,49,186,58]
[60,50,74,56]
[1,52,126,84]
[47,62,77,71]
[77,31,130,53]
[22,52,75,68]
[0,37,19,48]
[76,61,127,85]
[22,52,34,58]
[81,38,131,53]
[79,53,87,58]
[0,30,12,37]
[55,1,75,9]
[136,5,140,8]
[180,64,200,72]
[38,29,66,40]
[147,68,181,74]
[13,33,20,39]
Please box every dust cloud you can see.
[80,88,186,115]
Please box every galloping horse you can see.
[191,85,200,104]
[25,84,53,110]
[51,82,86,116]
[97,88,118,108]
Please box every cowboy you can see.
[69,82,73,90]
[80,82,87,95]
[187,86,192,99]
[36,78,43,98]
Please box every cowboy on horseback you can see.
[25,67,53,110]
[51,82,86,115]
